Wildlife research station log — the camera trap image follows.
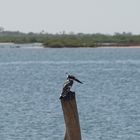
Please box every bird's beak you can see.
[74,78,83,84]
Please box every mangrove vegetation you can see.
[0,29,140,48]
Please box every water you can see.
[0,46,140,140]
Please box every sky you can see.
[0,0,140,34]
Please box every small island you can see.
[0,28,140,48]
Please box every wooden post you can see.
[60,92,82,140]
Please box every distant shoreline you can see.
[99,45,140,48]
[0,42,44,48]
[1,31,140,48]
[0,42,140,49]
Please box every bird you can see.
[60,73,83,99]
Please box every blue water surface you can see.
[0,46,140,140]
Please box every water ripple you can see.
[0,59,140,65]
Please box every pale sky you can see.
[0,0,140,34]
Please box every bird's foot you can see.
[59,91,75,100]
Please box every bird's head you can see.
[66,73,83,84]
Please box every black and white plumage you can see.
[60,74,83,99]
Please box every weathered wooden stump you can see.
[60,92,82,140]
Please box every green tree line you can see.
[0,31,140,47]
